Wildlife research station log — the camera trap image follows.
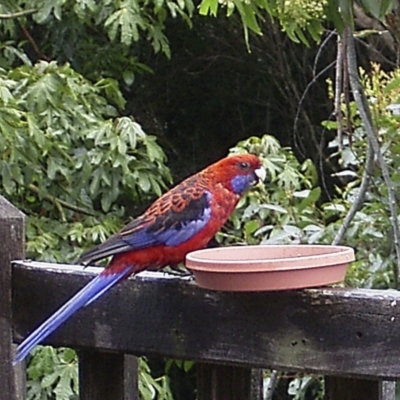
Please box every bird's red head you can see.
[206,153,266,195]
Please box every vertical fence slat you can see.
[0,196,25,400]
[123,355,139,400]
[250,368,264,399]
[325,377,396,400]
[79,351,139,400]
[379,381,396,400]
[197,363,263,400]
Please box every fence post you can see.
[79,351,139,400]
[0,196,25,400]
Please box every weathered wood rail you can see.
[1,195,400,399]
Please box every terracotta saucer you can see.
[185,244,355,291]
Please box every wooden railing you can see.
[1,195,399,400]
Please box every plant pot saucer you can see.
[185,244,355,292]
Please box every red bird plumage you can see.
[14,153,265,363]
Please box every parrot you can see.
[14,153,265,363]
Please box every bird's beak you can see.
[254,166,266,183]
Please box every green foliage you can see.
[222,104,400,397]
[198,0,399,47]
[322,63,400,288]
[26,350,175,399]
[27,347,78,400]
[217,61,400,294]
[357,0,398,20]
[199,0,328,46]
[225,120,398,290]
[0,60,171,263]
[139,358,174,400]
[0,3,181,398]
[0,59,172,398]
[0,0,194,62]
[0,2,398,399]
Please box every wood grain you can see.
[12,261,400,379]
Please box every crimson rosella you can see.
[14,153,265,363]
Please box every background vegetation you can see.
[1,0,400,398]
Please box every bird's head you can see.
[211,153,266,195]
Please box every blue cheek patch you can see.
[230,174,254,194]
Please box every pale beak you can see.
[254,166,266,183]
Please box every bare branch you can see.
[0,9,37,19]
[332,140,374,245]
[345,25,400,288]
[264,369,279,400]
[334,34,344,151]
[20,24,50,61]
[27,184,95,217]
[332,29,374,246]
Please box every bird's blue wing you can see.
[78,189,212,265]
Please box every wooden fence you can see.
[1,195,400,400]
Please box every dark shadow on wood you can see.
[197,363,262,400]
[79,351,139,400]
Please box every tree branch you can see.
[0,9,37,19]
[264,369,279,400]
[334,34,344,152]
[19,24,50,61]
[332,140,374,245]
[345,25,400,289]
[28,184,95,217]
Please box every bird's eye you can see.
[239,161,250,170]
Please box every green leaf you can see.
[384,77,400,93]
[199,0,219,16]
[307,19,323,43]
[34,0,59,23]
[241,3,262,35]
[298,187,321,213]
[0,85,13,104]
[53,363,78,399]
[138,173,151,192]
[122,70,135,86]
[260,204,288,213]
[41,370,60,389]
[104,5,145,46]
[245,219,259,236]
[0,161,14,194]
[293,26,310,46]
[89,168,102,195]
[47,157,57,180]
[359,0,380,19]
[379,0,396,17]
[101,191,113,212]
[95,78,126,110]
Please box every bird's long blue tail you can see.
[14,266,132,364]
